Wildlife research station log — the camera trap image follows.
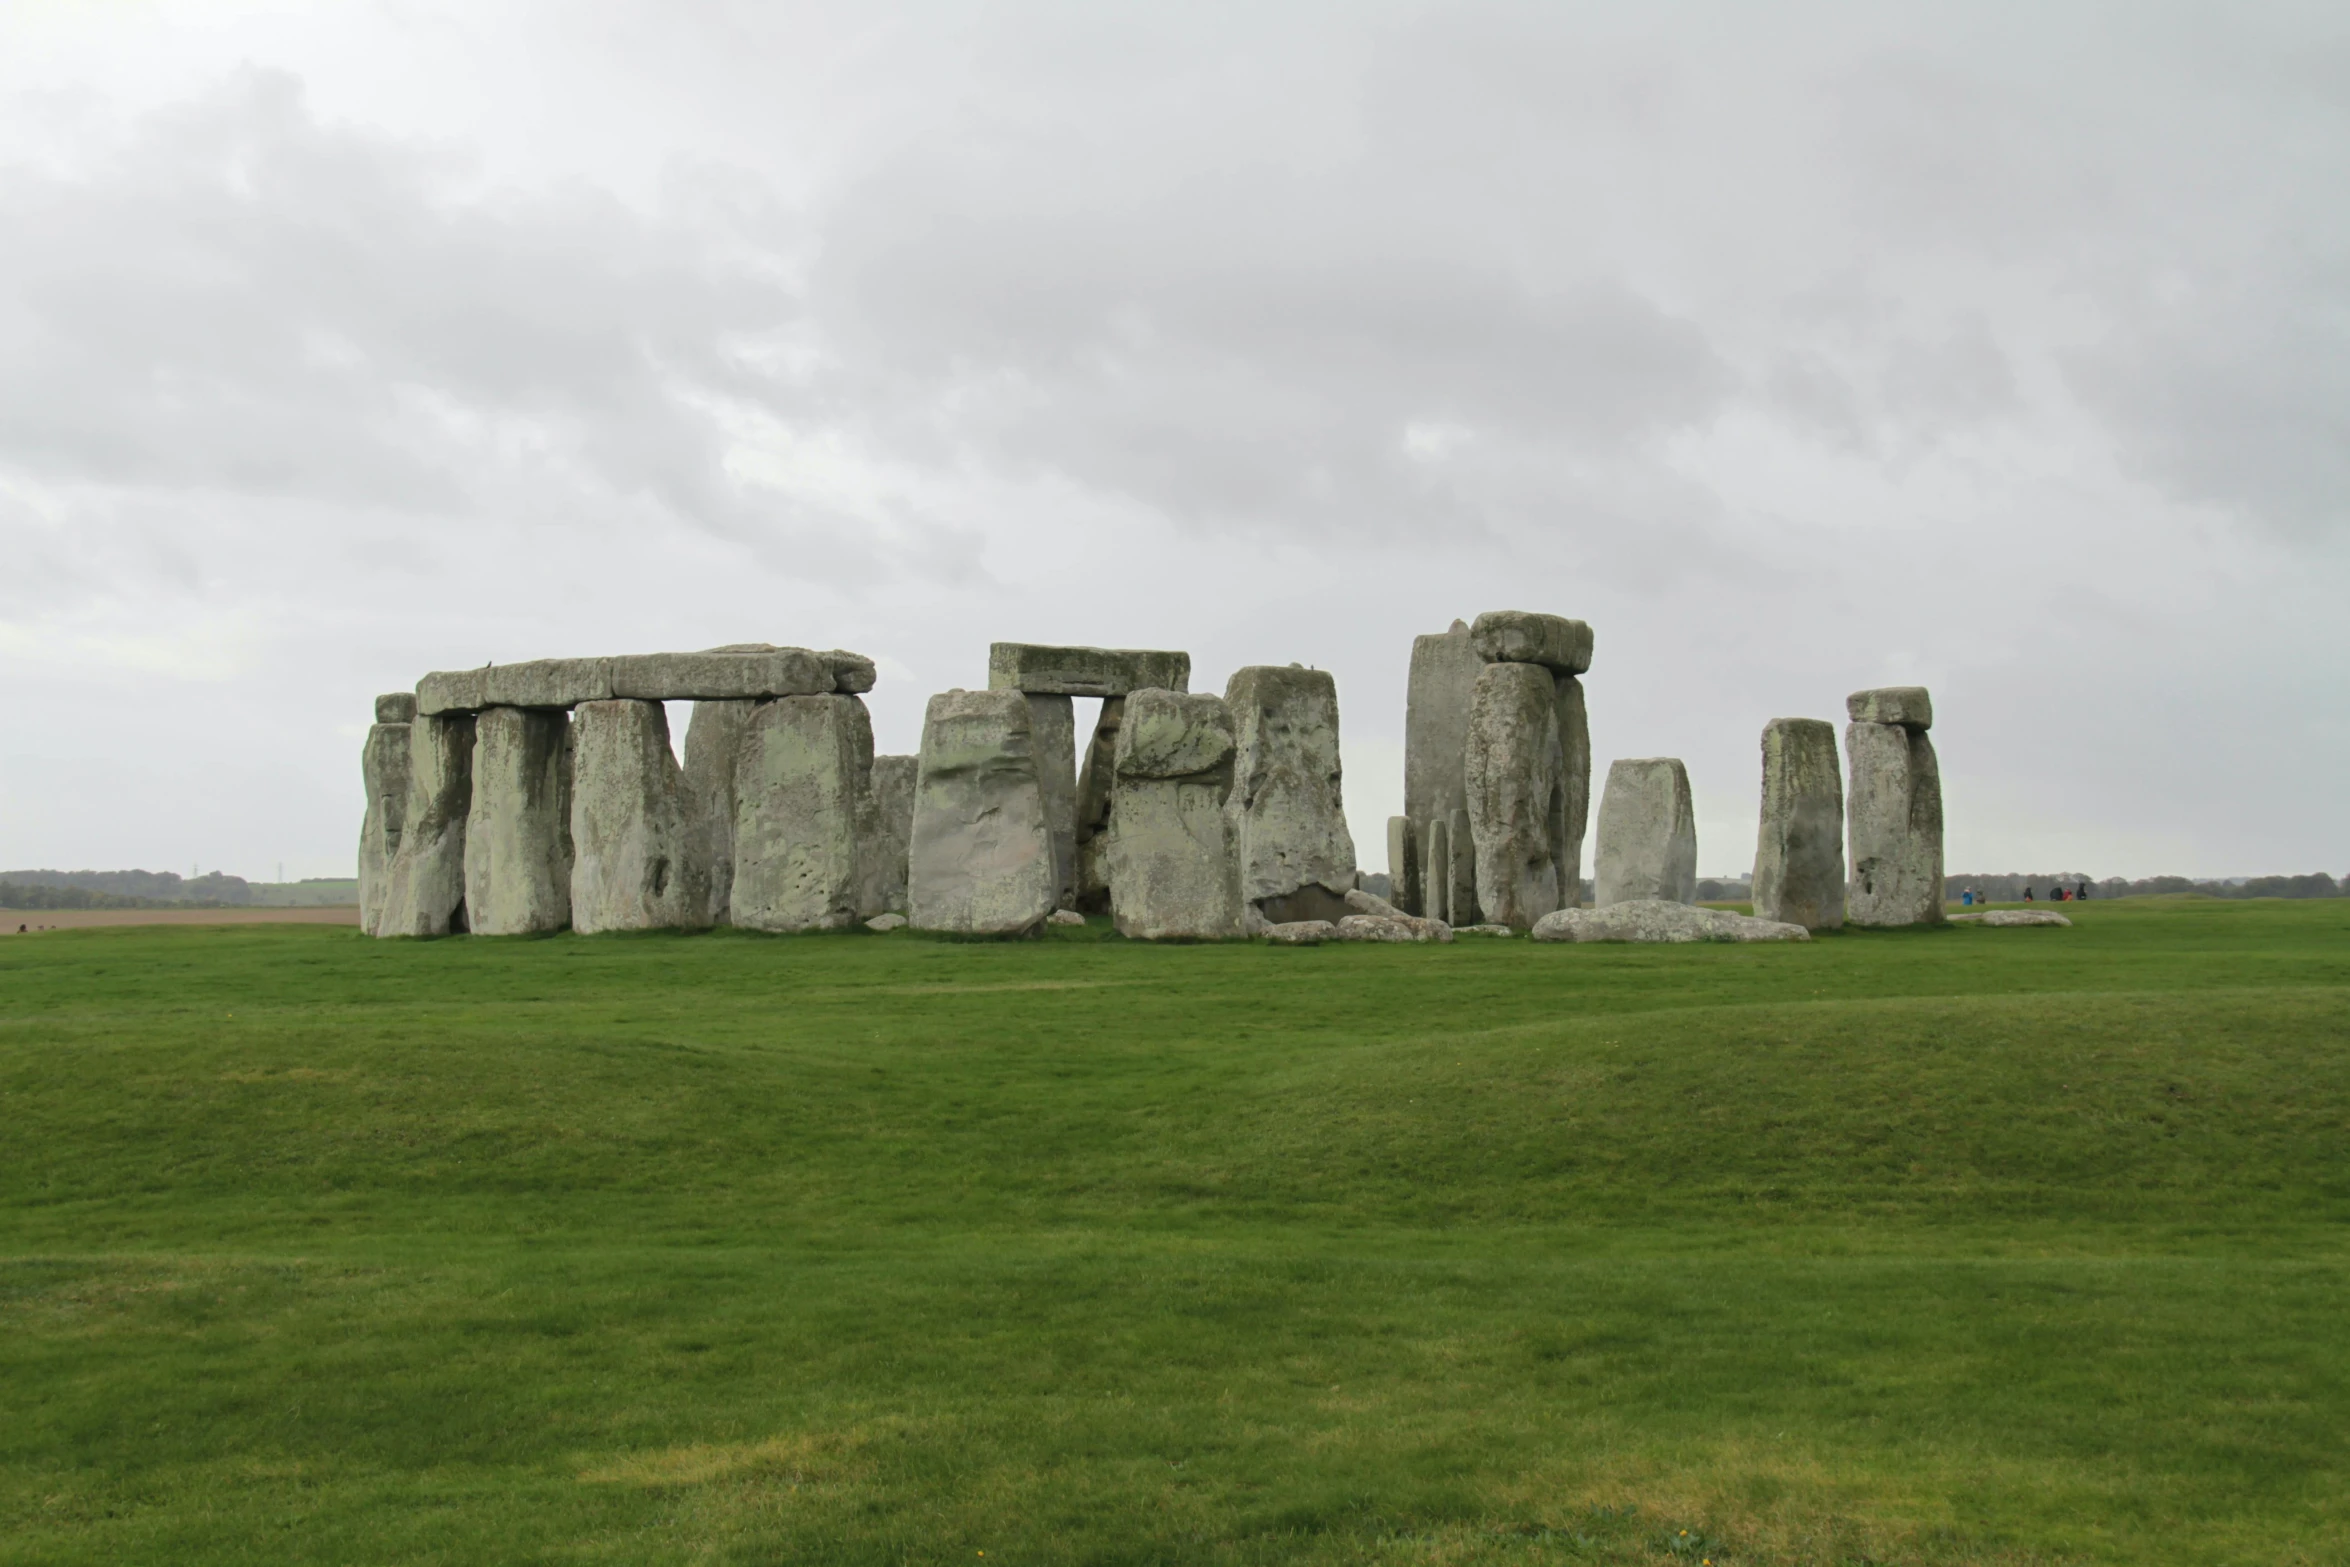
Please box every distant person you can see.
[1960,890,1974,906]
[2078,881,2089,900]
[2023,886,2034,902]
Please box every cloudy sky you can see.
[2,0,2344,882]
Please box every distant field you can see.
[2,901,2345,1565]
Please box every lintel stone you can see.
[1469,611,1593,675]
[1847,686,1933,731]
[987,642,1190,697]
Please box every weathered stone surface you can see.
[463,707,573,935]
[1107,690,1243,940]
[375,692,417,725]
[377,712,475,936]
[1344,886,1402,918]
[1465,661,1565,929]
[908,690,1057,935]
[569,699,709,933]
[729,694,874,932]
[1421,814,1451,925]
[987,643,1190,697]
[1951,909,2070,927]
[1847,686,1933,731]
[1266,919,1336,945]
[824,650,878,694]
[865,912,907,932]
[863,754,918,915]
[1335,913,1453,943]
[481,658,613,710]
[609,648,832,702]
[1072,697,1125,914]
[416,667,487,716]
[357,720,412,936]
[1846,718,1945,928]
[682,700,760,925]
[1554,675,1590,909]
[1532,900,1809,944]
[1224,666,1356,915]
[1447,806,1479,926]
[1387,816,1420,917]
[1047,909,1087,926]
[1027,694,1080,910]
[1456,923,1516,937]
[1752,718,1845,931]
[1404,621,1478,829]
[1594,758,1697,908]
[1469,610,1594,675]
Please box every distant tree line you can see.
[1945,872,2342,901]
[1,868,252,905]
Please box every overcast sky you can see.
[2,0,2344,882]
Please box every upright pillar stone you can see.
[1554,675,1591,908]
[1027,694,1079,910]
[1421,815,1451,925]
[377,710,476,937]
[1224,666,1356,924]
[1448,805,1478,925]
[357,692,415,937]
[1845,687,1944,927]
[569,699,709,933]
[1107,690,1243,940]
[908,690,1057,935]
[463,706,574,935]
[1753,718,1845,930]
[1072,697,1125,914]
[1594,758,1697,907]
[730,694,875,932]
[1386,816,1420,917]
[864,755,918,916]
[1463,661,1564,929]
[1402,621,1479,916]
[683,699,760,926]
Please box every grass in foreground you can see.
[2,898,2346,1565]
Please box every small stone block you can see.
[1265,920,1335,945]
[1468,611,1593,674]
[415,667,487,715]
[865,912,908,932]
[375,692,418,725]
[1047,908,1087,926]
[987,643,1191,697]
[1846,686,1933,730]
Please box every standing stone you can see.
[1224,666,1357,924]
[1463,662,1564,929]
[1107,690,1243,940]
[730,694,874,932]
[357,712,412,937]
[1553,674,1591,909]
[682,700,761,925]
[463,707,574,935]
[377,711,476,937]
[569,699,709,933]
[1421,814,1451,925]
[1072,697,1125,914]
[1846,688,1944,927]
[864,755,918,915]
[908,690,1057,935]
[1404,620,1480,836]
[1386,816,1420,919]
[1594,758,1697,907]
[1752,718,1845,931]
[1027,694,1080,910]
[1447,805,1478,926]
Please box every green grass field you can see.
[3,900,2346,1565]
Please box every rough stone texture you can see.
[1224,666,1357,916]
[1047,909,1087,926]
[908,689,1057,935]
[463,707,574,935]
[1594,758,1697,908]
[865,912,907,932]
[1846,719,1946,928]
[1072,697,1125,914]
[357,720,412,937]
[1386,816,1420,918]
[377,712,476,937]
[823,650,878,694]
[569,699,710,933]
[1107,690,1243,940]
[1951,909,2071,927]
[729,694,874,932]
[1469,610,1594,675]
[481,658,613,710]
[864,755,919,915]
[609,648,832,702]
[416,667,487,716]
[1420,815,1451,925]
[1847,686,1933,731]
[1447,806,1479,927]
[1266,919,1336,945]
[987,643,1190,697]
[1343,887,1402,918]
[1533,900,1810,944]
[1027,694,1080,911]
[1553,676,1590,909]
[681,700,760,925]
[1404,620,1478,831]
[1456,924,1516,937]
[1335,913,1453,943]
[375,692,417,725]
[1464,661,1565,929]
[1752,718,1845,931]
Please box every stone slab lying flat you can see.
[1531,900,1809,943]
[1469,610,1594,674]
[1334,912,1453,943]
[481,658,615,710]
[987,643,1191,697]
[609,649,832,702]
[1265,919,1336,945]
[1847,686,1933,730]
[416,648,853,713]
[1951,909,2071,927]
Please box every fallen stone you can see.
[1265,920,1336,945]
[1047,908,1087,926]
[1553,674,1590,909]
[1468,610,1594,674]
[908,689,1057,935]
[1752,718,1845,931]
[682,699,761,925]
[987,643,1191,697]
[1532,900,1810,944]
[569,699,710,933]
[1847,713,1945,928]
[1386,816,1420,918]
[356,718,412,937]
[1950,908,2071,926]
[377,712,476,936]
[863,754,918,917]
[375,692,417,725]
[1027,694,1080,910]
[1225,665,1357,917]
[1594,758,1697,907]
[1404,620,1478,829]
[1847,686,1933,731]
[1456,923,1516,937]
[1335,913,1453,943]
[463,706,574,935]
[865,912,908,932]
[1343,886,1402,918]
[609,648,832,702]
[729,694,874,932]
[1465,661,1565,929]
[481,658,614,710]
[1107,690,1243,940]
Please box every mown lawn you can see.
[2,899,2345,1565]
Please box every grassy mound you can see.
[3,900,2345,1564]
